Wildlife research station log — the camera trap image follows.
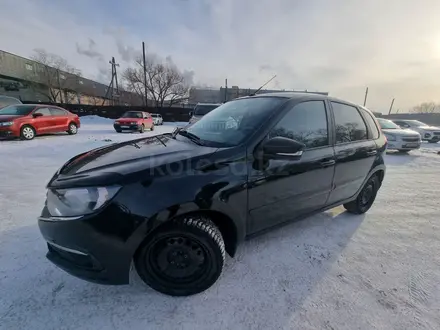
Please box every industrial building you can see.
[0,50,143,106]
[188,86,328,104]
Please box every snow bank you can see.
[79,115,114,124]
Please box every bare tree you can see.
[29,49,82,103]
[122,53,190,108]
[410,101,439,113]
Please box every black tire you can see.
[397,149,409,153]
[20,125,36,140]
[343,175,380,214]
[150,124,154,131]
[67,122,78,135]
[134,215,225,296]
[428,140,438,144]
[139,124,145,133]
[115,130,122,133]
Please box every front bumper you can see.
[38,206,135,285]
[113,124,141,131]
[386,139,421,150]
[0,127,18,138]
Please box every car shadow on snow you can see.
[0,207,364,330]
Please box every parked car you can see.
[0,95,22,109]
[376,118,421,152]
[113,111,154,133]
[188,103,221,124]
[38,93,386,296]
[0,104,80,140]
[151,113,163,125]
[391,119,440,143]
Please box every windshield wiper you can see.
[178,130,205,146]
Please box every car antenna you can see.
[249,75,277,96]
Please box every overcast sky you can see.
[2,0,440,112]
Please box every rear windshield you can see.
[121,111,143,118]
[0,96,22,109]
[194,104,219,116]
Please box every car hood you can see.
[381,128,420,136]
[419,125,440,131]
[0,115,24,121]
[48,134,219,188]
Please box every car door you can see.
[49,107,69,132]
[325,101,378,205]
[31,107,54,134]
[247,100,336,234]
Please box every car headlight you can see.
[385,134,396,141]
[46,186,121,217]
[0,121,13,126]
[115,121,120,124]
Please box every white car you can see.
[151,114,163,125]
[391,119,440,143]
[377,118,421,152]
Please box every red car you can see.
[113,111,154,133]
[0,104,80,140]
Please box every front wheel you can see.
[139,124,145,133]
[20,125,36,140]
[343,175,380,214]
[150,124,154,131]
[134,216,225,296]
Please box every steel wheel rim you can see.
[23,127,34,139]
[70,124,77,133]
[149,235,209,283]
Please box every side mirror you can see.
[262,136,305,158]
[32,112,43,118]
[189,111,193,117]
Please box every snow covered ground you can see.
[1,116,440,330]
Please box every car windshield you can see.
[0,97,22,109]
[183,97,287,147]
[405,120,427,127]
[121,111,142,118]
[194,104,219,116]
[0,105,35,115]
[378,119,400,129]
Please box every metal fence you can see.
[22,102,193,122]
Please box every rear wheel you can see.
[428,140,438,144]
[20,125,36,140]
[134,215,225,296]
[67,123,78,135]
[150,124,154,131]
[343,175,380,214]
[139,124,145,133]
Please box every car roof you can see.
[238,92,363,109]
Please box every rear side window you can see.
[360,108,380,139]
[0,96,21,108]
[269,101,329,149]
[50,108,67,116]
[331,102,367,144]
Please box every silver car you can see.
[189,103,221,124]
[151,113,163,125]
[377,118,421,152]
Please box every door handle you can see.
[320,159,335,167]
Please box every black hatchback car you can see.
[38,93,386,296]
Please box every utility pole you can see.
[224,78,228,102]
[388,98,395,115]
[363,87,369,106]
[102,57,120,106]
[142,42,148,107]
[56,68,63,104]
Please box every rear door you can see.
[49,107,69,132]
[326,101,377,205]
[247,100,336,234]
[32,107,54,133]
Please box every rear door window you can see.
[49,108,67,116]
[331,102,368,144]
